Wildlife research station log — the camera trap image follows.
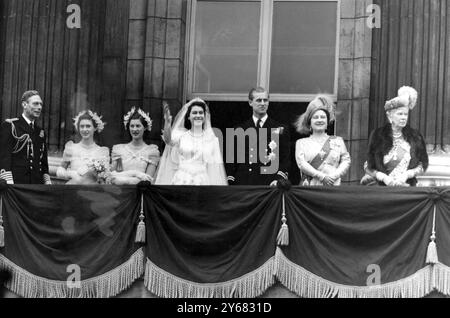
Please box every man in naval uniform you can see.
[226,87,290,186]
[0,90,51,185]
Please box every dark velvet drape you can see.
[1,185,450,298]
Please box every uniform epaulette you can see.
[5,118,19,124]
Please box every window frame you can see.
[186,0,340,102]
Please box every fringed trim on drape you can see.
[0,248,144,298]
[144,256,276,298]
[431,263,450,296]
[275,248,434,298]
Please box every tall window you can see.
[187,0,340,101]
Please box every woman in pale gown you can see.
[154,98,227,185]
[295,95,351,186]
[110,107,160,185]
[56,110,110,185]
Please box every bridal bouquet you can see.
[88,159,111,184]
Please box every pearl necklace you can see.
[189,131,204,138]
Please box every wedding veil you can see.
[154,99,228,185]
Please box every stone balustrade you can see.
[418,145,450,187]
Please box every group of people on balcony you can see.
[0,86,428,187]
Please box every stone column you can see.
[126,0,187,144]
[337,0,373,184]
[127,0,148,108]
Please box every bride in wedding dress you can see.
[154,98,227,186]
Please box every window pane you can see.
[193,1,260,94]
[270,1,337,94]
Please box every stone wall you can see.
[126,0,187,145]
[337,0,373,184]
[46,0,373,184]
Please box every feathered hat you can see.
[295,94,336,135]
[384,86,418,111]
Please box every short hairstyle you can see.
[184,100,207,130]
[248,87,269,101]
[21,90,40,103]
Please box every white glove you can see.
[315,171,326,182]
[137,172,153,182]
[56,167,69,180]
[395,173,409,184]
[376,172,395,186]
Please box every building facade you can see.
[0,0,449,184]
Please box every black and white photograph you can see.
[0,0,450,302]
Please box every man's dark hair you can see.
[248,87,269,101]
[21,90,40,103]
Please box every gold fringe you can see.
[431,263,450,296]
[0,248,144,298]
[144,256,276,298]
[275,248,434,298]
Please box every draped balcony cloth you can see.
[142,186,280,298]
[278,187,450,298]
[0,185,144,298]
[1,184,450,298]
